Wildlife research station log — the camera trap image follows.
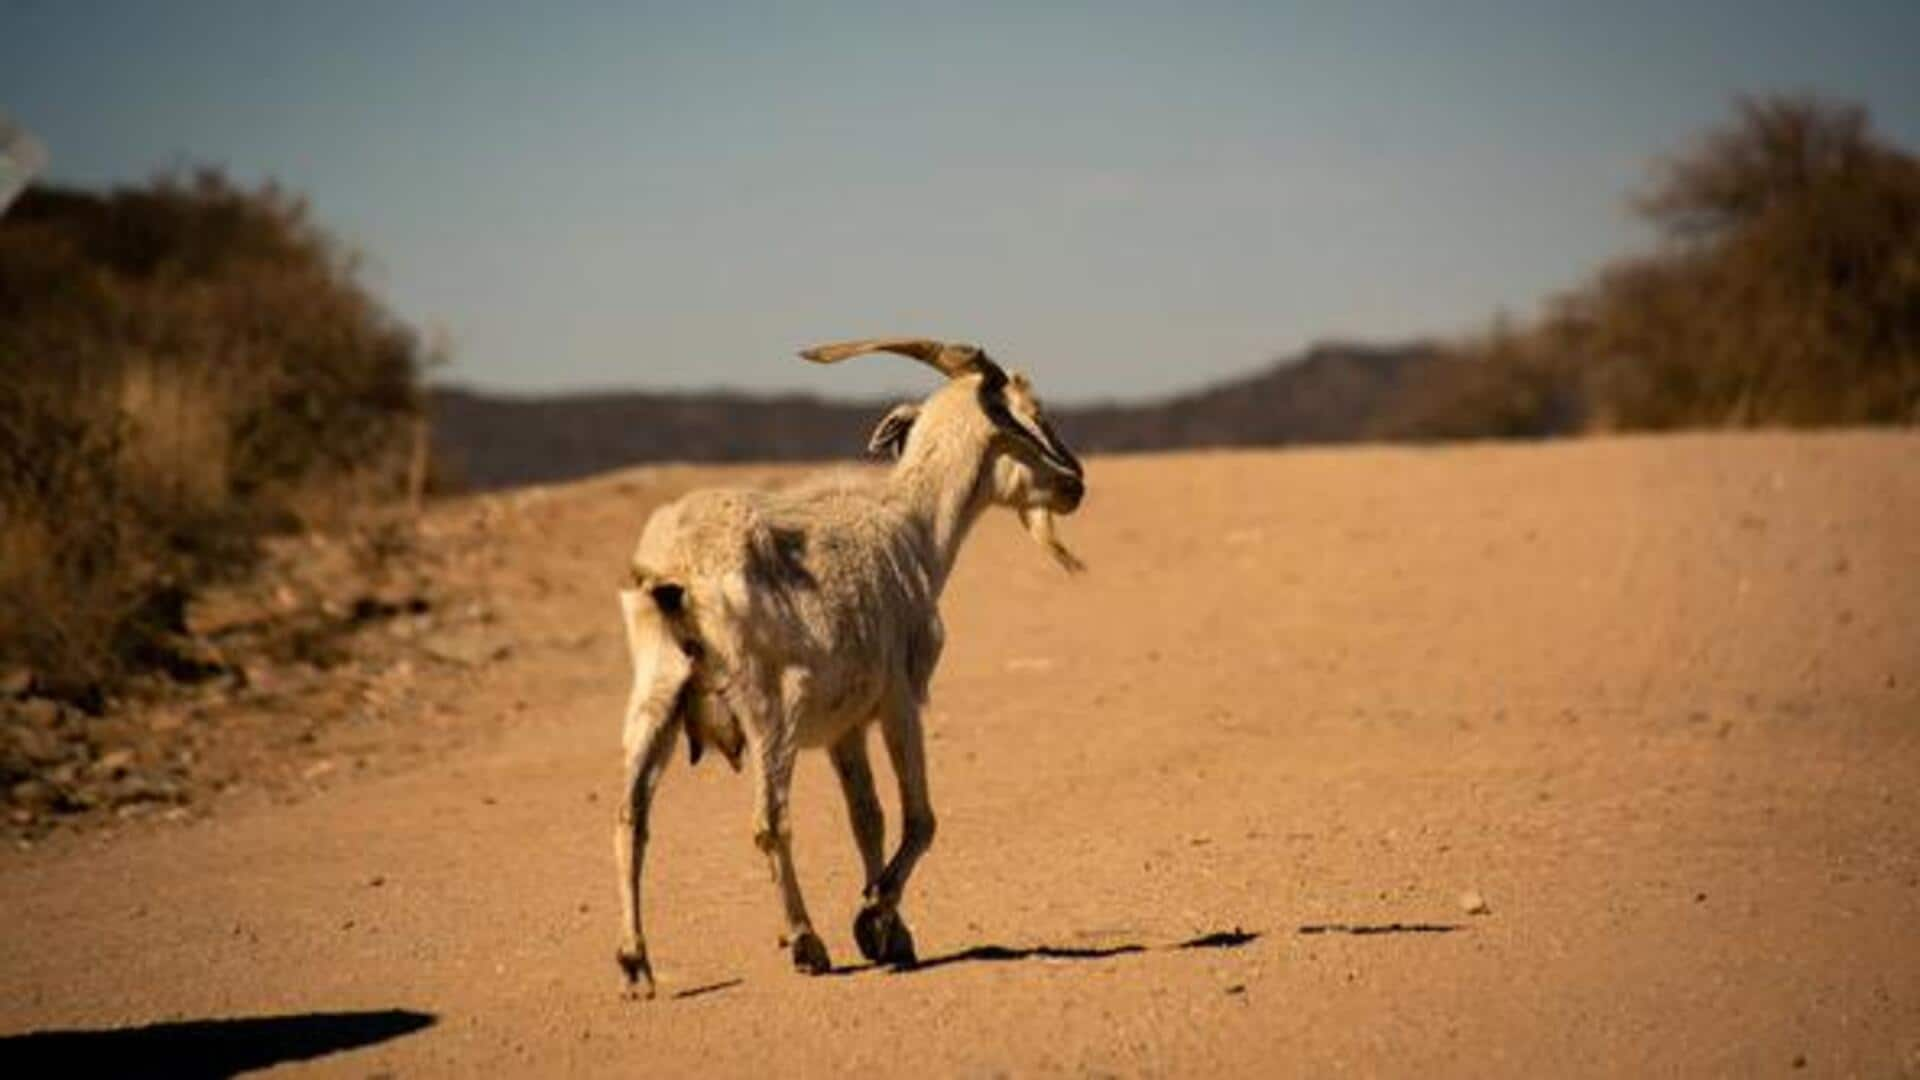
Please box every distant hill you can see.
[430,389,879,491]
[1060,341,1440,453]
[430,341,1440,490]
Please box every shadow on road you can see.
[906,941,1148,972]
[668,928,1269,995]
[874,926,1263,976]
[0,1008,436,1079]
[1296,922,1462,936]
[667,923,1457,996]
[673,978,746,1000]
[1176,928,1262,949]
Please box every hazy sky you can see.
[6,1,1917,403]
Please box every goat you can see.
[613,338,1086,997]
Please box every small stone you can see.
[420,631,512,667]
[1458,890,1492,916]
[303,759,337,781]
[368,875,386,888]
[93,748,136,777]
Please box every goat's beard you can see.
[1018,506,1086,574]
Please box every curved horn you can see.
[797,338,991,379]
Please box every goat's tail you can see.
[627,565,685,610]
[621,569,742,771]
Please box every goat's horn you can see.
[798,338,986,379]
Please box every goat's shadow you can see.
[673,977,746,1000]
[0,1008,435,1079]
[675,921,1467,996]
[831,926,1263,978]
[1296,922,1462,936]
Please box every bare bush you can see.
[1382,94,1920,440]
[0,170,424,701]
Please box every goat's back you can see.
[630,480,944,730]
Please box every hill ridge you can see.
[431,340,1438,489]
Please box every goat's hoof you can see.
[616,947,656,1000]
[790,930,832,975]
[854,903,919,967]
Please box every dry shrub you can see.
[0,169,423,701]
[1373,321,1585,441]
[1382,94,1920,440]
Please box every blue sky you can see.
[6,1,1917,403]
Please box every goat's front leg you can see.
[833,727,914,966]
[856,701,935,967]
[828,727,886,888]
[752,734,830,975]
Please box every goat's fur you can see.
[614,340,1085,996]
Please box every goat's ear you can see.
[866,403,920,459]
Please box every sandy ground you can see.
[2,431,1917,1077]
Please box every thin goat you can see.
[614,338,1087,996]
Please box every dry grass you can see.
[0,170,424,703]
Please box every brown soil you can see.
[2,432,1917,1077]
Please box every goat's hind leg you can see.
[752,732,832,975]
[613,587,690,999]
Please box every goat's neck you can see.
[890,435,993,595]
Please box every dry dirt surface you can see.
[3,431,1917,1077]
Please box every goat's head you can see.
[800,338,1087,572]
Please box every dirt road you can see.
[3,432,1917,1076]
